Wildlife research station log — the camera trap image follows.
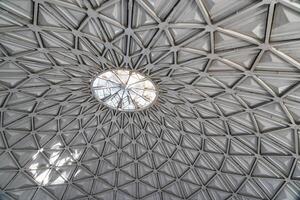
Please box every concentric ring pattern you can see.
[1,0,300,200]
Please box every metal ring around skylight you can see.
[91,69,158,111]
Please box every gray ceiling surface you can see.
[1,0,300,199]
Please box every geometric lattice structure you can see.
[1,0,300,199]
[91,69,157,111]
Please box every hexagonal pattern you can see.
[1,0,300,200]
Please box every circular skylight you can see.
[91,69,157,111]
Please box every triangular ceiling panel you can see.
[0,0,300,200]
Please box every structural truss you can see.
[0,0,300,199]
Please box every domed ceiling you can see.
[1,0,300,199]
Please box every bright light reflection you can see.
[92,69,157,111]
[28,143,84,186]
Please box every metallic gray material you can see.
[0,0,300,199]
